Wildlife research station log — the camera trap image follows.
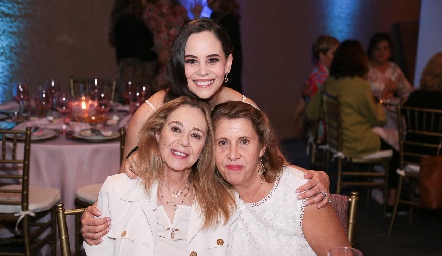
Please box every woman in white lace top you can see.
[212,101,351,256]
[366,32,414,100]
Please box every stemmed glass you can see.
[14,83,31,121]
[14,83,30,103]
[95,90,111,115]
[56,93,72,134]
[35,87,53,118]
[46,79,60,111]
[327,247,363,256]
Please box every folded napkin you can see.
[68,122,91,135]
[14,118,63,131]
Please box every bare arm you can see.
[119,91,165,173]
[291,165,331,208]
[303,204,351,256]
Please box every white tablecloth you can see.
[12,134,120,255]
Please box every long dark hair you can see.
[164,18,233,103]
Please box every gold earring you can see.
[258,157,266,184]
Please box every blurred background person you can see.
[305,40,400,211]
[366,32,414,101]
[143,0,189,91]
[109,0,158,102]
[301,35,340,145]
[192,0,243,93]
[402,52,442,159]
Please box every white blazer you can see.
[84,174,239,256]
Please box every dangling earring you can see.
[224,73,229,83]
[258,157,266,184]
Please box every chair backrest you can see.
[0,127,31,211]
[322,92,342,153]
[119,127,126,165]
[330,192,359,244]
[70,76,117,102]
[56,203,86,256]
[396,105,442,168]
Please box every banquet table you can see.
[11,130,122,255]
[0,109,131,255]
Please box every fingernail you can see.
[295,189,300,193]
[297,195,302,199]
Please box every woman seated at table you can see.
[305,40,399,208]
[366,32,414,101]
[211,101,350,255]
[402,52,442,160]
[84,96,239,255]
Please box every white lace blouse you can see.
[229,166,316,256]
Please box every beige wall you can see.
[13,0,421,139]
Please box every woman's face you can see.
[214,118,266,190]
[157,105,207,173]
[320,44,338,69]
[371,40,391,64]
[184,31,232,100]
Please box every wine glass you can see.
[14,83,30,103]
[95,90,111,115]
[122,80,134,105]
[35,87,53,118]
[89,79,98,100]
[13,83,31,121]
[46,78,60,110]
[327,247,363,256]
[56,93,72,134]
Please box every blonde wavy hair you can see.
[136,96,236,228]
[420,52,442,91]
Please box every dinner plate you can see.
[6,128,58,141]
[68,129,120,142]
[0,113,8,120]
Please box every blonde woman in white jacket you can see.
[84,97,238,255]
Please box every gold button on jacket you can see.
[216,239,224,246]
[121,231,127,237]
[190,251,197,256]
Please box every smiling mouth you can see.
[171,149,188,157]
[194,79,214,87]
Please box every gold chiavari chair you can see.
[55,204,86,256]
[322,92,392,213]
[0,127,60,255]
[388,105,442,235]
[69,127,125,255]
[330,192,359,245]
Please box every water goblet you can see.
[56,93,72,133]
[95,91,111,115]
[35,87,53,118]
[46,78,60,110]
[327,247,363,256]
[14,83,30,103]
